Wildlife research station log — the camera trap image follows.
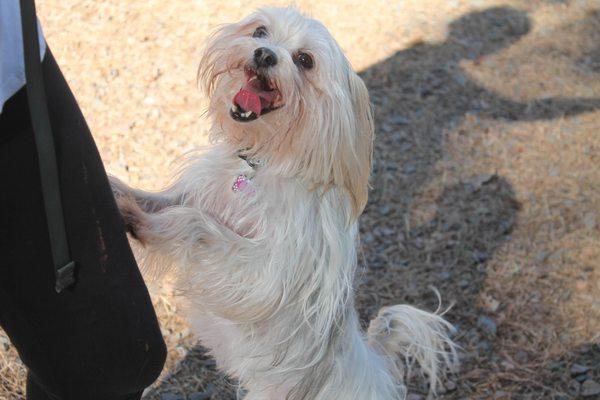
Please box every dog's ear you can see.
[197,21,249,97]
[335,71,374,221]
[306,69,373,222]
[348,71,374,217]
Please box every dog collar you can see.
[237,150,262,170]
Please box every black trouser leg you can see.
[27,375,144,400]
[26,376,58,400]
[0,49,166,400]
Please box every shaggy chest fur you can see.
[181,148,265,235]
[171,146,356,393]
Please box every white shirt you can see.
[0,0,46,113]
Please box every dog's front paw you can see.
[115,195,150,244]
[109,175,129,199]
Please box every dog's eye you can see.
[294,52,314,70]
[253,26,268,38]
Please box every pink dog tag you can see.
[232,174,255,195]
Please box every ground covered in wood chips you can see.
[2,0,600,399]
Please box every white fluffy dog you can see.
[111,7,456,400]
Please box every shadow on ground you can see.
[147,6,600,400]
[357,5,600,399]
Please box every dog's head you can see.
[198,7,374,219]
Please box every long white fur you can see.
[111,7,457,400]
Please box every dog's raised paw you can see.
[115,195,149,244]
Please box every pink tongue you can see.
[233,79,277,117]
[233,88,263,116]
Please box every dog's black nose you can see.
[254,47,277,68]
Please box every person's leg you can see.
[26,376,59,400]
[26,375,144,400]
[0,49,166,400]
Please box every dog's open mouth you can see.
[230,67,282,122]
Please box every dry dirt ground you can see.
[2,0,600,399]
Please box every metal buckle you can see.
[54,261,76,293]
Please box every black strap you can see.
[19,0,75,293]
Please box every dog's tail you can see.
[366,302,458,395]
